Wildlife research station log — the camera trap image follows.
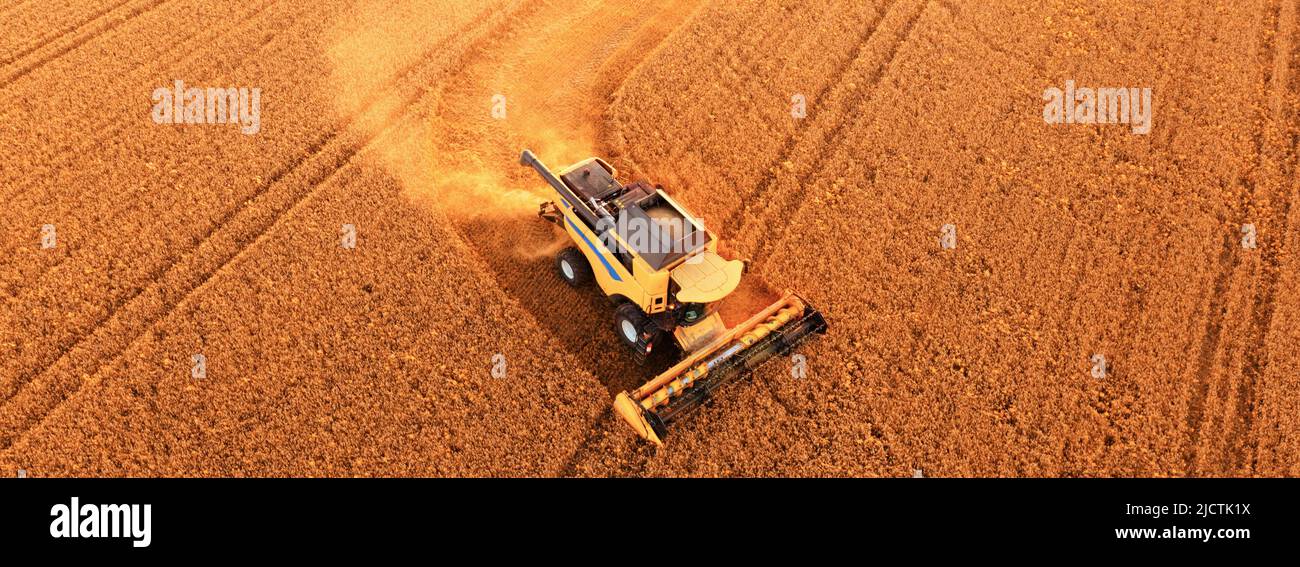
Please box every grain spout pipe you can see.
[520,149,603,229]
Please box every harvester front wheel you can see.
[614,303,658,364]
[555,247,592,287]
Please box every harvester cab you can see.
[521,149,827,446]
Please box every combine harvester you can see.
[521,150,828,446]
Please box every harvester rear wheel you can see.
[555,247,592,287]
[614,302,658,364]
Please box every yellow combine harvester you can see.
[521,150,827,445]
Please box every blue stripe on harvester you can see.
[565,216,622,282]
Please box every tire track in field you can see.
[1229,0,1299,473]
[0,0,135,68]
[1169,2,1231,476]
[0,0,297,350]
[0,4,515,450]
[936,0,1050,76]
[0,0,473,395]
[0,0,277,207]
[0,0,287,290]
[0,0,513,410]
[1183,0,1284,475]
[0,1,31,17]
[0,0,276,230]
[0,0,329,414]
[741,0,930,266]
[82,1,538,465]
[0,5,521,451]
[0,0,175,90]
[1184,233,1245,475]
[719,0,900,237]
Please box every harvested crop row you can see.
[605,0,896,235]
[0,0,348,412]
[0,137,608,476]
[0,0,134,63]
[593,0,1296,476]
[755,1,1276,476]
[0,0,281,263]
[0,0,521,450]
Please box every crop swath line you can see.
[0,0,135,69]
[720,0,900,236]
[1185,0,1295,476]
[557,413,615,477]
[0,0,31,17]
[1170,3,1247,477]
[0,0,245,208]
[1230,0,1299,473]
[0,0,279,208]
[0,0,174,90]
[1154,4,1211,152]
[0,4,523,453]
[936,0,1049,76]
[174,0,542,464]
[1182,234,1244,475]
[0,0,277,199]
[0,0,285,292]
[745,0,930,266]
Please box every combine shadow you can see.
[456,214,677,395]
